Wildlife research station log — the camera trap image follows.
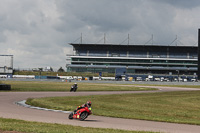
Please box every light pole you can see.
[38,68,43,79]
[176,70,180,82]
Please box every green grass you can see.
[27,91,200,125]
[0,118,155,133]
[137,84,200,89]
[0,81,157,91]
[13,70,115,77]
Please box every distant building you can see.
[0,55,13,75]
[44,66,53,72]
[67,43,197,76]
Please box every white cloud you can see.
[0,0,200,70]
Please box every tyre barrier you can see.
[0,84,11,90]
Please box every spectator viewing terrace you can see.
[67,43,198,76]
[72,43,197,59]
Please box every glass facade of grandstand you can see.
[67,43,197,76]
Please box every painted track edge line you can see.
[15,100,72,114]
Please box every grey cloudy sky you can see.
[0,0,200,70]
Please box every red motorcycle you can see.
[68,106,92,121]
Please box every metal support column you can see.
[198,29,200,80]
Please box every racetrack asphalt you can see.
[1,86,200,133]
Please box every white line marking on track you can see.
[15,100,72,114]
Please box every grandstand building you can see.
[66,43,197,77]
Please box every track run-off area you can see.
[1,85,200,133]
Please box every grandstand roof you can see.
[69,43,197,48]
[69,43,197,52]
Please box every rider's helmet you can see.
[87,101,92,107]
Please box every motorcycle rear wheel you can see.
[80,112,88,121]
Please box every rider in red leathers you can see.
[74,101,92,114]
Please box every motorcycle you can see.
[70,85,77,92]
[68,106,92,121]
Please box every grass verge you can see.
[27,91,200,125]
[0,117,155,133]
[0,81,157,91]
[136,84,200,89]
[13,71,115,77]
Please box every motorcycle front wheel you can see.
[80,112,88,121]
[68,112,73,119]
